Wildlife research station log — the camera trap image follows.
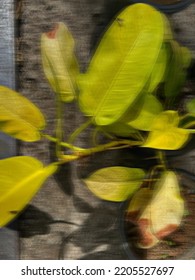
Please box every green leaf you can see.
[164,41,191,101]
[143,111,190,150]
[148,43,168,94]
[0,156,57,227]
[79,4,164,126]
[181,46,192,69]
[83,166,145,202]
[162,14,173,41]
[179,114,195,129]
[180,100,195,130]
[41,22,79,102]
[0,86,45,141]
[100,122,137,137]
[186,99,195,115]
[127,94,163,131]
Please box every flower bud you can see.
[41,22,79,102]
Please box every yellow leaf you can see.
[127,94,163,131]
[41,22,79,102]
[83,166,145,202]
[138,171,184,248]
[0,156,57,227]
[143,111,190,150]
[79,4,164,125]
[126,188,153,222]
[126,187,159,248]
[0,86,45,141]
[150,171,184,238]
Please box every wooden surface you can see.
[14,0,195,259]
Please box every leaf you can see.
[162,14,173,41]
[164,41,191,101]
[100,122,137,138]
[126,187,159,248]
[137,171,184,248]
[181,46,192,69]
[186,99,195,115]
[0,156,57,227]
[83,166,145,202]
[181,100,195,130]
[179,114,195,129]
[126,188,153,222]
[0,86,45,141]
[79,4,164,126]
[41,22,79,102]
[127,94,163,131]
[164,41,182,99]
[150,172,184,238]
[148,43,168,94]
[143,111,190,150]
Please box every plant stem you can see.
[42,134,85,152]
[43,133,143,163]
[68,118,92,143]
[78,140,142,156]
[59,140,142,162]
[55,94,64,158]
[157,150,167,170]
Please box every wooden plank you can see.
[0,0,18,260]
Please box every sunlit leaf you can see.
[41,22,79,102]
[0,156,57,227]
[127,94,163,131]
[144,129,189,150]
[150,171,184,238]
[137,171,184,248]
[0,86,45,141]
[143,111,190,150]
[79,4,164,125]
[83,166,145,202]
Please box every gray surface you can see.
[18,0,133,260]
[16,0,195,259]
[0,1,18,259]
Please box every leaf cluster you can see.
[0,4,194,248]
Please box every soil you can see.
[125,192,195,259]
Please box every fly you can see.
[116,17,124,27]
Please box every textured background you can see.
[0,0,18,260]
[14,0,195,259]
